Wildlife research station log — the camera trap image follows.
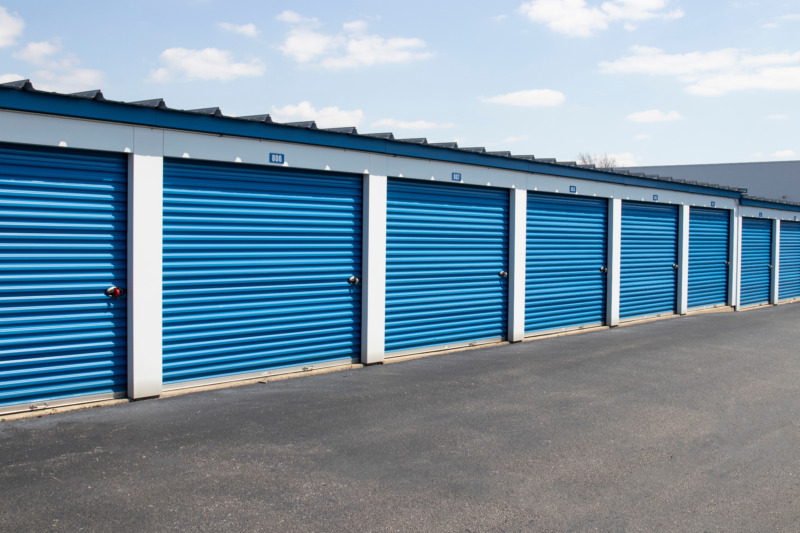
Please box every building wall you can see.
[2,92,800,416]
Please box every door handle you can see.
[600,266,608,273]
[498,271,508,278]
[104,286,126,298]
[348,276,360,285]
[672,264,679,269]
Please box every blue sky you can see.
[0,0,798,166]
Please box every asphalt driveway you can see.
[2,305,800,532]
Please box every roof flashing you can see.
[237,114,273,123]
[130,98,168,109]
[0,81,749,199]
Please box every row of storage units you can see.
[2,139,800,414]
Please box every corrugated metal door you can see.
[688,207,730,308]
[740,218,772,306]
[620,201,678,319]
[779,221,800,300]
[0,143,128,411]
[386,179,508,353]
[526,193,607,333]
[162,159,362,385]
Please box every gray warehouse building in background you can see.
[620,161,800,203]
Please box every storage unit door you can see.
[740,218,772,306]
[688,207,730,308]
[162,160,362,385]
[386,179,509,353]
[526,193,607,333]
[0,143,128,411]
[779,221,800,300]
[620,202,679,319]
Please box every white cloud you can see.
[772,150,796,158]
[762,13,800,29]
[276,10,320,26]
[270,101,364,129]
[634,133,652,140]
[13,40,66,67]
[149,48,264,82]
[482,89,566,107]
[601,45,800,95]
[519,0,607,37]
[0,73,24,83]
[608,151,641,166]
[0,6,24,48]
[279,29,340,63]
[30,68,105,93]
[278,16,431,69]
[740,51,800,67]
[686,67,800,95]
[600,0,683,21]
[600,45,739,75]
[11,38,104,92]
[219,22,258,37]
[321,35,430,69]
[626,109,682,122]
[767,114,788,120]
[371,118,454,130]
[518,0,682,37]
[342,20,368,34]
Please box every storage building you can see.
[2,79,800,415]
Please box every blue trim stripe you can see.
[740,198,800,212]
[0,88,744,198]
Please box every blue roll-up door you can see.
[620,201,678,319]
[386,179,508,353]
[740,218,772,306]
[526,193,607,333]
[162,159,362,385]
[779,221,800,300]
[688,207,730,309]
[0,143,128,411]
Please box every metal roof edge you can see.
[0,87,742,199]
[739,197,800,212]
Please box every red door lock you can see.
[104,286,126,299]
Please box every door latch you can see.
[498,271,508,278]
[104,286,126,299]
[348,276,361,285]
